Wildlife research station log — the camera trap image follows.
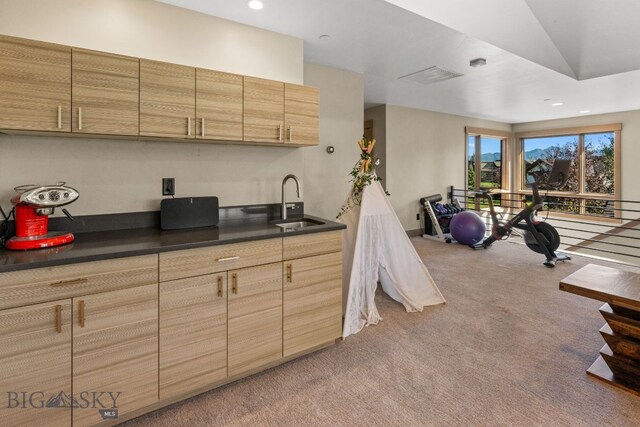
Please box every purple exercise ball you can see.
[450,211,486,245]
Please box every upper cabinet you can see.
[243,78,320,146]
[140,62,245,141]
[72,49,139,136]
[140,59,196,139]
[284,84,319,146]
[196,69,243,141]
[0,34,319,146]
[244,77,285,144]
[0,35,71,132]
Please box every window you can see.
[465,127,510,208]
[516,124,620,218]
[584,132,615,195]
[522,135,579,192]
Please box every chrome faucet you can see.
[281,174,302,220]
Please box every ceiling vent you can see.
[398,66,464,85]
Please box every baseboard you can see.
[406,228,423,237]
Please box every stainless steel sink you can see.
[275,218,323,232]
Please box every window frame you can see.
[464,127,512,210]
[514,123,622,221]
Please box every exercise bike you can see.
[472,159,572,268]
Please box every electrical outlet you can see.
[162,178,175,196]
[416,213,420,221]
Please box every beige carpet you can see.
[124,238,640,427]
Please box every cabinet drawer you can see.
[0,255,158,310]
[159,238,282,282]
[283,230,342,260]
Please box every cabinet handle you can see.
[78,107,83,130]
[231,273,238,294]
[278,125,283,142]
[201,118,205,137]
[78,300,85,328]
[288,126,292,142]
[49,277,88,287]
[217,276,223,297]
[286,264,292,282]
[217,256,240,262]
[55,305,62,333]
[187,117,192,136]
[57,106,62,129]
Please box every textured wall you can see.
[0,0,302,83]
[385,105,511,230]
[0,0,365,218]
[0,137,305,215]
[303,64,364,220]
[364,105,387,189]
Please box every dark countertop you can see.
[0,214,345,273]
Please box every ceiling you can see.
[155,0,640,124]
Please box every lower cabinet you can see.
[228,262,283,377]
[0,285,158,427]
[72,284,158,426]
[0,232,343,426]
[159,273,227,399]
[283,252,343,357]
[0,300,72,427]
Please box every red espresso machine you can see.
[6,183,79,250]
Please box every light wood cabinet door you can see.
[0,300,72,427]
[228,262,282,377]
[72,49,139,135]
[284,83,319,146]
[284,252,342,357]
[140,59,195,139]
[0,35,71,132]
[196,69,243,141]
[73,284,158,426]
[243,76,284,143]
[160,273,227,399]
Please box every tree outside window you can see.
[584,132,615,195]
[520,130,617,217]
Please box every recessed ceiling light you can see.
[247,0,263,10]
[551,102,564,106]
[579,110,591,114]
[318,34,331,41]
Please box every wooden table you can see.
[560,263,640,395]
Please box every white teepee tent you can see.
[339,180,446,338]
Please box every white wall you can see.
[364,106,387,188]
[0,0,302,83]
[385,105,511,230]
[0,137,304,215]
[303,64,364,220]
[0,0,364,218]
